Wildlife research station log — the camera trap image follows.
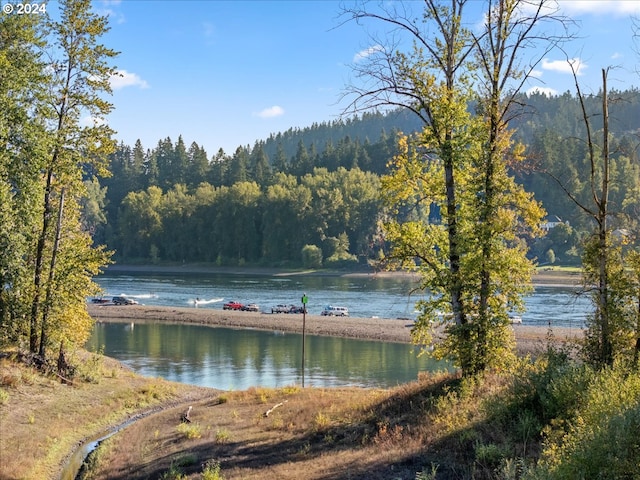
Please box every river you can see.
[84,271,591,390]
[93,271,591,328]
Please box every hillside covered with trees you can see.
[93,89,640,268]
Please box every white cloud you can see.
[254,106,284,118]
[353,45,384,63]
[526,86,558,97]
[556,0,640,17]
[109,70,149,90]
[80,115,106,127]
[98,0,125,24]
[529,69,544,79]
[541,57,587,76]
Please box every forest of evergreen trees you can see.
[90,89,640,267]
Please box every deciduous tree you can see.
[343,0,561,375]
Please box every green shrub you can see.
[324,252,358,268]
[475,441,506,468]
[215,428,230,444]
[528,367,640,479]
[301,244,323,268]
[160,463,186,480]
[202,460,224,480]
[176,422,202,439]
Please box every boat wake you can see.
[193,297,224,306]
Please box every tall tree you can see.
[154,137,175,190]
[343,0,560,375]
[187,141,209,187]
[227,146,249,185]
[272,142,288,173]
[557,68,625,367]
[249,142,271,185]
[0,12,47,345]
[29,0,116,358]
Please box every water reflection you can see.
[88,322,442,390]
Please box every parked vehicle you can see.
[112,296,138,305]
[241,303,260,312]
[288,305,305,314]
[91,297,109,304]
[320,305,349,317]
[271,304,290,314]
[223,301,244,310]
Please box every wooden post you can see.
[301,293,308,388]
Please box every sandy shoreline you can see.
[102,264,583,286]
[87,303,583,357]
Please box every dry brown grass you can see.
[0,351,213,480]
[77,369,515,480]
[0,351,557,479]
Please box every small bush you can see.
[202,460,224,480]
[301,244,323,268]
[176,422,202,439]
[160,463,186,480]
[0,388,9,405]
[416,464,439,480]
[280,384,301,395]
[313,412,330,429]
[215,428,230,444]
[475,441,505,468]
[73,349,104,384]
[174,454,197,467]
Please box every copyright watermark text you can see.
[2,2,47,15]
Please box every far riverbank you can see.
[102,263,582,286]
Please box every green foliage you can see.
[379,0,545,374]
[159,463,187,480]
[301,244,323,268]
[72,349,105,384]
[176,422,202,439]
[475,441,506,468]
[215,428,230,444]
[545,249,556,265]
[111,167,381,267]
[324,232,359,267]
[202,460,224,480]
[1,0,115,358]
[528,366,640,480]
[92,86,640,274]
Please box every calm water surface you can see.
[88,272,590,389]
[87,322,441,389]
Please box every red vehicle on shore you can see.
[223,301,244,310]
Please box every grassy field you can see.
[0,351,214,479]
[2,351,540,480]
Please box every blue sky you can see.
[89,0,640,156]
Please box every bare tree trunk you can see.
[29,169,54,353]
[39,188,65,358]
[598,69,612,366]
[634,295,640,367]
